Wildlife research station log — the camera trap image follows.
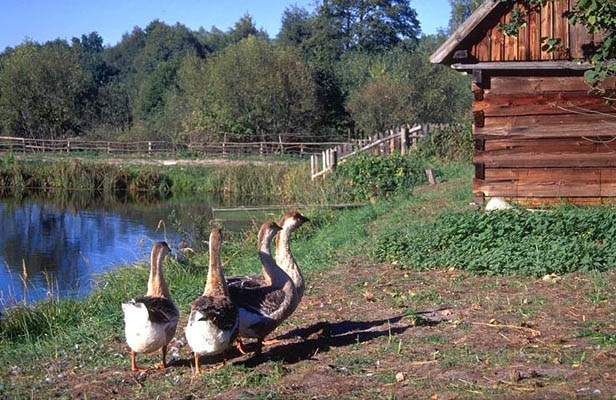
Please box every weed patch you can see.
[334,154,432,201]
[375,206,616,277]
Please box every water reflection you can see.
[0,196,205,308]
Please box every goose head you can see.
[280,211,310,231]
[153,241,171,259]
[257,221,283,250]
[209,228,223,252]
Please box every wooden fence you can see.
[0,136,355,157]
[311,125,425,179]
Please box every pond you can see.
[0,195,285,308]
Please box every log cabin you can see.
[430,0,614,205]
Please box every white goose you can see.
[185,228,239,373]
[122,242,179,371]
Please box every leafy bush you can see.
[374,206,616,277]
[417,123,473,161]
[335,154,429,201]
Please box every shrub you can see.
[334,154,429,201]
[374,206,616,277]
[417,123,473,161]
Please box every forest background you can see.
[0,0,483,144]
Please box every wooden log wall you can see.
[472,72,616,204]
[470,0,602,62]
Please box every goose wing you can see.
[226,274,265,290]
[191,296,238,330]
[133,296,179,324]
[229,286,286,318]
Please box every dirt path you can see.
[38,256,616,399]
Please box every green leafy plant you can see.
[335,154,430,201]
[375,206,616,277]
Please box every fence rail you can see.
[0,136,356,157]
[311,124,427,179]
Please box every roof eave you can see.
[451,61,597,71]
[429,0,501,65]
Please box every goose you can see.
[185,228,239,373]
[226,211,309,298]
[122,242,179,372]
[228,221,298,354]
[275,211,310,302]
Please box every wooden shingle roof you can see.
[430,0,604,70]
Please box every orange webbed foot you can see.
[235,338,249,355]
[261,338,282,346]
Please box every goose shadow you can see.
[171,307,452,369]
[235,309,448,368]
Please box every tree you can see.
[130,21,205,132]
[0,41,93,138]
[311,0,421,53]
[345,46,471,134]
[278,6,314,47]
[448,0,484,33]
[179,37,319,138]
[228,14,268,43]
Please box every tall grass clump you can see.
[202,163,353,204]
[0,159,170,196]
[374,206,616,277]
[0,299,85,342]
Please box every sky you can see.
[0,0,451,51]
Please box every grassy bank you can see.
[0,158,171,198]
[0,161,466,398]
[4,160,616,398]
[0,153,438,205]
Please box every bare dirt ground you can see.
[35,256,616,399]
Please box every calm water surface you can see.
[0,196,278,308]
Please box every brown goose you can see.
[228,221,298,353]
[122,242,179,371]
[185,228,239,373]
[275,211,310,301]
[226,212,309,298]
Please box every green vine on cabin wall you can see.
[498,0,615,96]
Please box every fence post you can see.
[107,142,111,154]
[420,125,428,147]
[310,155,316,178]
[222,133,227,155]
[66,140,71,153]
[22,138,25,153]
[322,150,327,171]
[425,169,436,186]
[331,149,338,171]
[400,126,408,156]
[300,144,304,156]
[148,141,152,157]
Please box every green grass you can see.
[0,157,358,205]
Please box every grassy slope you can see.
[3,162,616,398]
[0,163,470,397]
